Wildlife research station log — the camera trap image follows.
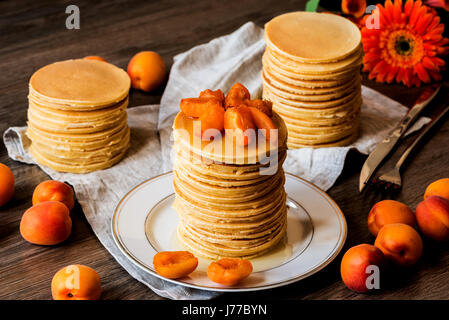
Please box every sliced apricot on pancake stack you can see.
[180,97,225,138]
[224,105,257,146]
[224,82,251,109]
[179,82,277,146]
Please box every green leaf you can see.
[305,0,320,12]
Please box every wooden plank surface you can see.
[1,0,448,300]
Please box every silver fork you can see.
[371,103,449,192]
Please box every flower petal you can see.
[414,63,431,83]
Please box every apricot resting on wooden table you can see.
[340,244,385,293]
[20,201,72,245]
[83,56,107,62]
[374,223,423,267]
[33,180,75,211]
[52,264,101,300]
[207,258,253,285]
[367,200,416,236]
[416,196,449,241]
[341,0,367,18]
[424,178,449,201]
[127,51,166,92]
[0,163,14,207]
[153,251,198,279]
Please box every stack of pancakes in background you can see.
[26,59,131,173]
[262,12,363,148]
[172,111,288,259]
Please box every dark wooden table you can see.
[1,0,449,300]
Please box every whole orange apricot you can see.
[83,56,107,62]
[374,223,423,267]
[367,200,416,236]
[424,178,449,201]
[0,163,14,207]
[342,0,367,18]
[416,196,449,241]
[340,244,385,293]
[20,201,72,245]
[127,51,166,92]
[52,264,101,300]
[33,180,74,211]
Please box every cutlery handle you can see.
[395,105,449,170]
[386,85,440,141]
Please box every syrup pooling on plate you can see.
[167,230,292,273]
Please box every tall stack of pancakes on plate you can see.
[172,109,289,260]
[26,59,131,173]
[262,12,363,148]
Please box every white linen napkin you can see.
[3,22,429,300]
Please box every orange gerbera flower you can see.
[361,0,449,87]
[425,0,449,11]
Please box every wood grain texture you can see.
[1,0,449,300]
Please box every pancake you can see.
[264,65,356,88]
[29,59,130,108]
[286,130,359,149]
[172,107,288,259]
[273,99,361,126]
[263,69,355,95]
[177,218,286,260]
[265,12,361,63]
[27,105,127,134]
[173,110,287,165]
[262,52,361,81]
[264,83,359,106]
[266,47,363,75]
[29,143,129,173]
[26,59,131,172]
[287,121,358,143]
[263,72,360,100]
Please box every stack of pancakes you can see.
[262,12,363,148]
[172,111,288,260]
[26,59,131,173]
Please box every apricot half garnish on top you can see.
[245,99,272,117]
[207,258,253,286]
[180,97,225,138]
[199,89,225,103]
[248,106,277,143]
[153,251,198,279]
[224,105,256,146]
[224,82,251,109]
[179,82,277,145]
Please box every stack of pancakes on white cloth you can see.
[262,12,363,148]
[172,111,289,259]
[26,59,131,173]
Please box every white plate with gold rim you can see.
[111,172,346,292]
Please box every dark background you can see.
[1,0,449,299]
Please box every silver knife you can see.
[359,85,441,192]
